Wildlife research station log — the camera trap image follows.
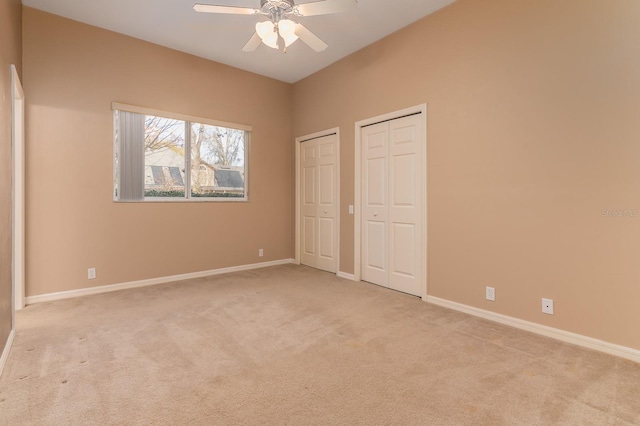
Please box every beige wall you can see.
[23,8,293,297]
[21,0,640,353]
[0,0,22,353]
[293,0,640,351]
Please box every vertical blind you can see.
[117,111,145,201]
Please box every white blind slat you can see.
[118,111,145,200]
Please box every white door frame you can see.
[11,65,25,314]
[354,104,428,300]
[295,128,340,272]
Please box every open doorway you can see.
[12,64,25,314]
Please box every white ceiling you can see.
[21,0,456,83]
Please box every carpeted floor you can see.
[1,264,639,425]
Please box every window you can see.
[113,103,250,202]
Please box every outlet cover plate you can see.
[88,268,96,280]
[486,286,495,301]
[542,298,554,315]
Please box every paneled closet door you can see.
[362,123,389,286]
[362,114,422,296]
[300,134,338,273]
[388,115,422,296]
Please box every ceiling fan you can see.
[193,0,357,53]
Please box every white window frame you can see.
[112,102,251,203]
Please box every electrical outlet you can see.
[542,298,554,315]
[258,249,264,257]
[88,268,96,280]
[485,286,495,301]
[349,205,354,215]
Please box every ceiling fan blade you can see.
[296,0,357,17]
[242,32,262,52]
[193,4,258,15]
[294,23,328,52]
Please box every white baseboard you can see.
[26,259,295,305]
[426,296,640,364]
[337,271,356,281]
[0,330,15,378]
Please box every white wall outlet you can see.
[485,286,495,301]
[88,268,96,280]
[258,249,264,257]
[349,205,354,215]
[542,298,554,315]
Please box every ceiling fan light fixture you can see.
[263,32,280,49]
[196,0,342,53]
[278,19,299,47]
[255,21,279,49]
[255,20,274,39]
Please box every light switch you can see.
[348,205,354,215]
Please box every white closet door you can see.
[388,114,422,296]
[300,134,338,273]
[362,123,389,286]
[361,114,422,296]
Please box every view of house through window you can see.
[114,106,249,201]
[144,116,186,197]
[189,123,245,198]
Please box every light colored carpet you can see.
[1,264,639,425]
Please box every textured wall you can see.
[292,0,640,350]
[23,8,293,297]
[0,0,22,355]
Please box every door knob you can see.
[374,212,378,217]
[324,210,328,214]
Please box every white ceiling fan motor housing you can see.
[260,0,296,17]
